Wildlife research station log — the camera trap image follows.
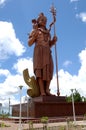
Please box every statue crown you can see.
[37,12,47,23]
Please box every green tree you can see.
[82,96,86,102]
[66,89,82,102]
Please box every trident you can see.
[50,4,60,96]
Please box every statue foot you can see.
[41,93,46,96]
[46,90,54,96]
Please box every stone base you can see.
[32,95,66,102]
[29,96,86,118]
[12,95,86,118]
[29,96,67,117]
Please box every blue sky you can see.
[0,0,86,107]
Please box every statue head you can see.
[37,13,47,27]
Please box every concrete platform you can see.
[12,96,86,118]
[29,96,86,118]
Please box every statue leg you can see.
[46,80,54,96]
[38,78,46,96]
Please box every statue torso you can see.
[35,28,51,47]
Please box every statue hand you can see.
[53,36,58,43]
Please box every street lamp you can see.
[71,89,76,124]
[18,85,23,130]
[26,96,29,119]
[9,98,10,116]
[25,95,29,119]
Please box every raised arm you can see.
[28,29,38,46]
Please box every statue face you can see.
[37,13,47,27]
[38,17,47,26]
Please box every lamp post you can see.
[71,89,76,124]
[26,96,29,119]
[9,98,10,116]
[18,85,23,130]
[25,95,29,119]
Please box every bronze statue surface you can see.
[23,68,40,97]
[27,12,57,97]
[23,9,58,97]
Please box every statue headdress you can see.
[31,13,47,29]
[37,12,47,24]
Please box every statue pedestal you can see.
[29,96,67,117]
[29,96,86,118]
[12,96,86,118]
[32,95,66,102]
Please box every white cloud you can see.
[13,57,34,76]
[0,72,26,106]
[50,48,86,97]
[70,0,79,3]
[63,60,72,67]
[0,21,26,60]
[0,69,10,76]
[76,12,86,23]
[0,0,6,6]
[78,48,86,78]
[0,47,86,106]
[0,57,33,105]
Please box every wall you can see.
[12,102,86,118]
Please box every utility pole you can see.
[9,98,10,116]
[71,89,76,125]
[18,85,23,130]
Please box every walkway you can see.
[0,119,86,130]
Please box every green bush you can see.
[41,116,48,123]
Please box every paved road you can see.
[0,120,86,130]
